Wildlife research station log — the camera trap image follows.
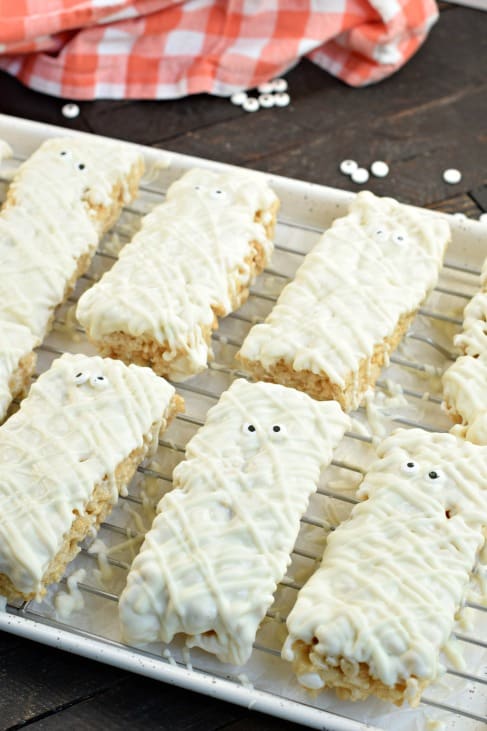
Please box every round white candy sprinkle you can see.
[272,78,288,93]
[339,159,358,175]
[480,213,487,223]
[257,82,275,94]
[351,167,369,184]
[62,103,80,119]
[274,92,290,107]
[443,168,462,185]
[258,94,275,108]
[370,160,389,178]
[230,91,247,106]
[242,97,260,112]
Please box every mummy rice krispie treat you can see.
[0,136,144,421]
[76,168,279,381]
[0,353,182,602]
[442,290,487,444]
[283,428,487,706]
[119,379,349,664]
[238,191,450,411]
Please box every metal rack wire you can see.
[1,152,486,730]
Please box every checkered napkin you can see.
[0,0,438,100]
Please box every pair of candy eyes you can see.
[242,423,286,437]
[74,372,108,389]
[375,229,407,246]
[401,461,444,481]
[193,185,226,200]
[60,151,85,171]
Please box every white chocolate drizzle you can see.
[0,352,176,597]
[442,291,487,444]
[238,191,450,407]
[0,136,143,418]
[283,428,487,698]
[119,378,349,664]
[77,168,278,381]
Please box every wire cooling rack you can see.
[0,116,486,731]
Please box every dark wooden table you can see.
[0,3,486,730]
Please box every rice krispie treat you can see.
[0,353,182,602]
[442,290,487,444]
[238,191,450,411]
[283,428,487,706]
[0,136,144,420]
[76,169,279,381]
[119,378,349,664]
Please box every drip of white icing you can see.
[238,191,450,406]
[55,568,86,619]
[0,352,176,597]
[283,428,487,696]
[77,168,278,381]
[119,378,349,665]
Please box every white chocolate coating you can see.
[76,168,278,381]
[0,322,39,419]
[0,139,13,163]
[0,137,142,339]
[442,291,487,444]
[283,429,487,697]
[0,353,176,597]
[119,379,349,664]
[238,191,449,394]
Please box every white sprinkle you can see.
[230,91,247,106]
[242,97,260,112]
[370,160,389,178]
[443,168,462,185]
[479,213,487,223]
[274,92,290,107]
[351,167,370,184]
[339,159,358,176]
[62,103,80,119]
[272,78,288,92]
[257,82,274,94]
[258,94,275,108]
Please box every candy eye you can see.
[242,423,256,434]
[73,371,89,385]
[427,469,444,483]
[269,423,287,440]
[401,461,418,475]
[60,151,68,157]
[375,229,387,240]
[211,189,226,200]
[393,231,407,246]
[194,185,202,191]
[90,374,108,389]
[78,163,86,171]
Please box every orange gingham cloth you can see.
[0,0,438,100]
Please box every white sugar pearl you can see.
[258,94,275,108]
[351,167,369,184]
[370,160,389,178]
[272,78,288,92]
[230,91,247,106]
[62,103,80,119]
[443,168,462,185]
[257,82,274,94]
[274,92,290,107]
[480,213,487,223]
[242,97,260,112]
[339,159,358,175]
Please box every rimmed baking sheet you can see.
[0,113,486,731]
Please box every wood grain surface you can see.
[0,4,485,730]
